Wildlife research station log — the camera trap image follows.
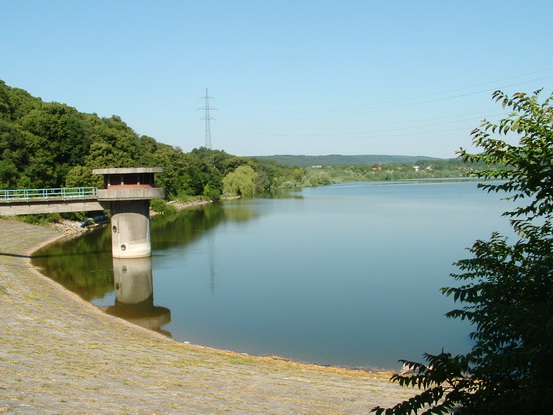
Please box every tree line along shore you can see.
[1,79,495,226]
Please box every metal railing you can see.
[0,187,97,202]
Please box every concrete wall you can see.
[96,188,165,201]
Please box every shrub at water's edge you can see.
[373,90,553,414]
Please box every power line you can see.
[198,88,217,149]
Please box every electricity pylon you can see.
[198,88,216,149]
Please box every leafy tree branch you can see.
[373,90,553,415]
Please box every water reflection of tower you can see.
[104,257,172,336]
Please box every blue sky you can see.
[2,0,552,158]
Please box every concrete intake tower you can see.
[93,167,165,259]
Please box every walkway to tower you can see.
[0,187,102,216]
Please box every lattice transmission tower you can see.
[198,88,216,149]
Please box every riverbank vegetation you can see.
[0,80,295,200]
[374,90,553,414]
[1,79,496,218]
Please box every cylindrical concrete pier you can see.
[110,200,152,258]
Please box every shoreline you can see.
[0,219,415,413]
[39,212,396,374]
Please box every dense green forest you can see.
[0,80,298,201]
[0,80,489,206]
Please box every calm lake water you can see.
[32,179,515,370]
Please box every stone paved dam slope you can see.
[0,220,414,414]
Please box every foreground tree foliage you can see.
[373,90,553,414]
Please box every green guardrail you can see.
[0,187,97,201]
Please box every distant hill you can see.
[252,154,441,167]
